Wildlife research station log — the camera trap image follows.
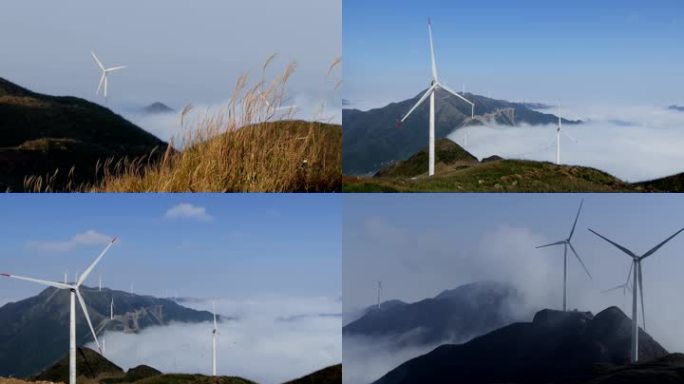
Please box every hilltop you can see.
[0,77,168,191]
[374,306,668,384]
[2,347,341,384]
[344,281,525,347]
[343,88,580,175]
[341,138,684,192]
[0,287,214,377]
[142,102,175,114]
[91,120,341,192]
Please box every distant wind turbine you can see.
[110,296,114,320]
[398,18,475,176]
[536,200,591,311]
[211,301,218,376]
[99,275,102,292]
[376,281,383,310]
[589,227,684,363]
[91,51,126,104]
[1,237,117,384]
[555,110,576,165]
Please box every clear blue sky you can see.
[0,194,340,301]
[344,0,684,109]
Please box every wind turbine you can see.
[1,237,117,384]
[555,110,576,165]
[99,275,102,292]
[398,18,475,176]
[376,281,383,310]
[91,51,126,104]
[110,296,114,320]
[589,227,684,363]
[211,301,218,376]
[536,200,591,311]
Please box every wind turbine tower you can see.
[536,200,591,311]
[398,18,475,176]
[1,237,117,384]
[377,281,383,310]
[589,227,684,363]
[211,301,218,376]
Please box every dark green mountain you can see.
[0,287,214,378]
[373,307,668,384]
[32,347,339,384]
[343,89,580,175]
[344,282,524,347]
[0,77,168,191]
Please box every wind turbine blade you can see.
[437,83,475,107]
[601,283,629,294]
[96,74,105,96]
[640,228,684,260]
[535,240,565,249]
[568,200,584,240]
[106,66,127,72]
[568,242,592,279]
[562,130,578,143]
[638,263,645,330]
[76,289,102,353]
[427,18,438,82]
[77,237,117,286]
[0,273,71,290]
[91,51,105,71]
[588,229,637,258]
[400,85,436,123]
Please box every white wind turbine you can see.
[91,51,126,104]
[554,109,576,165]
[376,281,383,310]
[589,227,684,363]
[398,18,475,177]
[1,237,117,384]
[110,296,114,320]
[536,200,591,311]
[211,301,218,376]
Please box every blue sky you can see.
[0,194,341,301]
[344,0,684,109]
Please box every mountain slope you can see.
[0,77,168,191]
[0,287,214,377]
[374,307,668,384]
[283,364,342,384]
[343,89,579,175]
[343,138,634,192]
[344,282,525,347]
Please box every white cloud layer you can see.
[26,230,112,252]
[90,296,341,384]
[164,203,213,222]
[447,104,684,182]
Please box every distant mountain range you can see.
[373,306,668,384]
[667,105,684,112]
[344,281,526,347]
[142,102,175,114]
[0,77,168,191]
[0,287,214,377]
[342,89,580,175]
[30,346,340,384]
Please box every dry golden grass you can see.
[24,57,341,192]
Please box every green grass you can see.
[344,159,636,192]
